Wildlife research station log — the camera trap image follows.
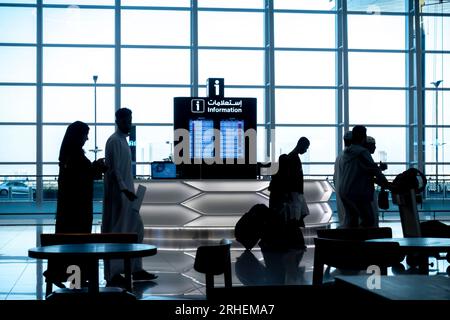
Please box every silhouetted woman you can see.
[55,121,105,233]
[45,121,105,287]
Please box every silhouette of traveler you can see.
[46,121,106,287]
[268,153,290,215]
[365,136,388,227]
[56,121,105,233]
[334,131,352,227]
[285,137,311,227]
[102,108,157,287]
[338,126,389,228]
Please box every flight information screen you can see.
[189,119,214,158]
[220,120,244,159]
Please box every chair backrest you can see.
[194,239,232,297]
[313,238,404,285]
[316,227,392,241]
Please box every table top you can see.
[28,243,157,260]
[335,275,450,300]
[367,237,450,249]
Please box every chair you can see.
[41,233,138,297]
[313,238,404,285]
[316,227,392,241]
[193,239,232,298]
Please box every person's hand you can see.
[94,158,108,173]
[121,189,137,201]
[379,161,388,171]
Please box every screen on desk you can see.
[151,162,176,179]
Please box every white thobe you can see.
[102,131,144,280]
[333,152,346,227]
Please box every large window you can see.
[1,0,449,201]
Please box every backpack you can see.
[234,204,271,250]
[391,168,427,193]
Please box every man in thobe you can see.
[338,125,389,228]
[333,131,352,227]
[102,108,157,286]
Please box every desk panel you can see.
[135,179,332,228]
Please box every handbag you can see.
[378,189,389,210]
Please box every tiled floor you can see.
[0,221,448,300]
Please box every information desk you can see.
[135,179,333,228]
[28,243,157,293]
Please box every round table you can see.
[29,243,157,294]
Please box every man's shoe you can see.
[106,274,127,288]
[132,270,158,281]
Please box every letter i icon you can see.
[196,101,200,111]
[214,80,220,96]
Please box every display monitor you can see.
[151,161,176,179]
[189,119,215,159]
[220,120,244,159]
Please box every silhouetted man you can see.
[334,131,352,227]
[102,108,157,287]
[337,126,389,228]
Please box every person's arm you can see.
[106,139,137,200]
[359,150,389,188]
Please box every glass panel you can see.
[0,165,36,176]
[274,126,336,163]
[422,16,450,51]
[43,86,115,123]
[122,48,190,84]
[425,127,450,162]
[43,47,114,83]
[425,90,450,125]
[0,86,36,122]
[347,0,405,12]
[363,127,406,163]
[121,0,189,6]
[43,164,59,176]
[43,125,114,162]
[0,7,36,43]
[348,14,405,50]
[349,90,406,125]
[275,89,335,124]
[43,8,114,44]
[135,126,173,163]
[274,0,336,11]
[421,1,450,14]
[121,87,190,124]
[374,164,406,178]
[122,10,190,45]
[0,47,36,82]
[275,51,336,86]
[304,164,334,176]
[198,49,264,85]
[425,53,450,89]
[424,166,450,189]
[198,0,263,9]
[44,0,113,4]
[0,0,35,3]
[274,13,335,48]
[0,125,36,162]
[198,11,263,47]
[224,88,264,124]
[348,52,405,87]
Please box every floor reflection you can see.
[235,249,308,286]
